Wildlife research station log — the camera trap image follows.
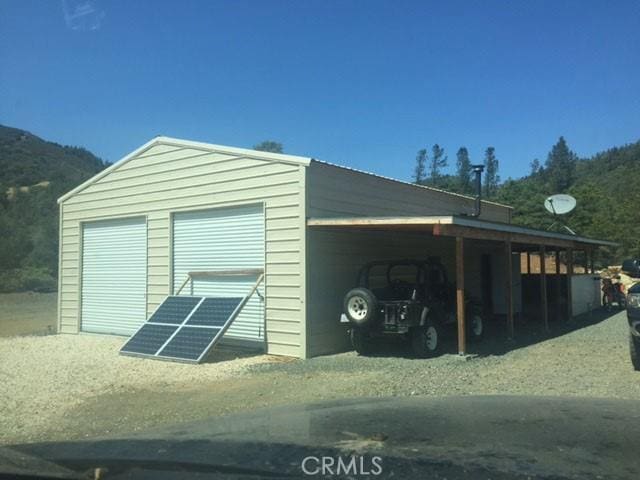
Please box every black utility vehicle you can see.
[342,258,483,357]
[627,282,640,371]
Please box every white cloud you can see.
[62,0,105,31]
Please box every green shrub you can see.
[0,267,57,293]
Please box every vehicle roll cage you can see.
[357,258,449,290]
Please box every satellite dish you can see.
[544,194,576,215]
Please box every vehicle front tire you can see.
[344,288,377,327]
[351,328,373,355]
[630,334,640,371]
[411,319,441,358]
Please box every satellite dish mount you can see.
[544,194,577,235]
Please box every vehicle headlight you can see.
[628,294,640,308]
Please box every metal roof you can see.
[310,159,513,210]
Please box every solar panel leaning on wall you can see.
[120,295,244,363]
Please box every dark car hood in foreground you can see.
[5,395,640,479]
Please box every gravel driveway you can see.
[2,310,638,445]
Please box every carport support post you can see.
[456,236,466,356]
[505,240,514,340]
[567,248,574,321]
[540,245,549,332]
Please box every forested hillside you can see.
[0,125,106,292]
[413,137,640,264]
[497,139,640,263]
[1,123,637,293]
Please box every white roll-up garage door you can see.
[81,217,147,335]
[172,204,265,342]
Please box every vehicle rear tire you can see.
[351,328,373,355]
[467,314,484,343]
[411,319,441,358]
[630,334,640,371]
[344,288,377,327]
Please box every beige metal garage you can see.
[57,136,614,358]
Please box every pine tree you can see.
[413,149,428,184]
[483,147,500,198]
[545,136,576,192]
[456,147,472,194]
[530,158,541,176]
[253,140,283,153]
[428,144,448,186]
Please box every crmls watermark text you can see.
[301,455,383,476]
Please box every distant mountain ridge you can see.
[0,124,105,188]
[0,125,106,292]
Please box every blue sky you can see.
[1,0,638,181]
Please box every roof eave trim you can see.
[57,136,313,204]
[57,137,160,204]
[155,137,312,167]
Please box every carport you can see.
[307,215,616,355]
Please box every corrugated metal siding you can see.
[80,218,147,335]
[172,205,265,341]
[58,143,305,357]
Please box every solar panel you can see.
[120,295,246,363]
[157,326,220,361]
[120,324,177,355]
[147,296,203,324]
[185,297,243,327]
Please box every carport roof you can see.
[307,215,617,250]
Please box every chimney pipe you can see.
[470,164,484,218]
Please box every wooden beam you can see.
[188,269,265,277]
[456,237,466,355]
[567,249,574,321]
[526,252,531,274]
[505,240,514,339]
[308,216,448,226]
[555,250,561,321]
[434,224,575,249]
[540,245,549,332]
[175,276,192,295]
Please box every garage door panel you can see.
[173,204,265,342]
[81,218,147,335]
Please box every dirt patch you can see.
[0,292,57,337]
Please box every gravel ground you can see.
[0,335,274,445]
[2,309,638,445]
